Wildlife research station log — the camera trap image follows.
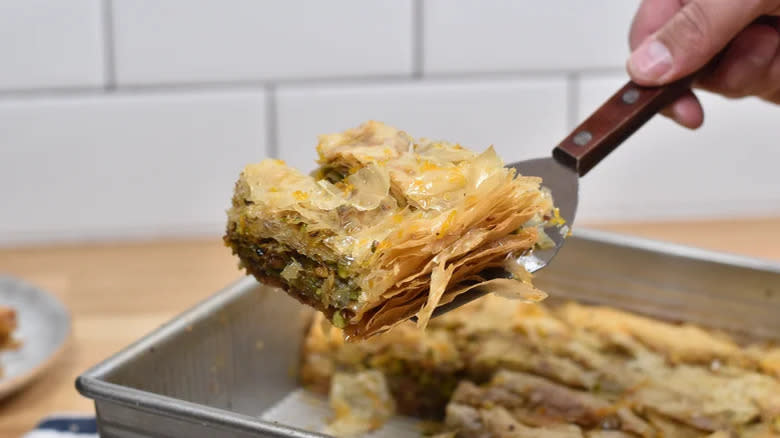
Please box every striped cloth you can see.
[23,415,98,438]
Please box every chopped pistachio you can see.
[332,311,346,328]
[349,288,361,300]
[337,264,350,279]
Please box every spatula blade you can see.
[508,156,578,273]
[509,157,578,230]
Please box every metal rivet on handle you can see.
[573,130,592,146]
[622,88,640,104]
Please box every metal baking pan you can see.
[76,229,780,437]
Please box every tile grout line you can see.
[265,85,279,159]
[566,72,580,130]
[0,67,626,100]
[411,0,424,78]
[101,0,117,90]
[0,87,106,100]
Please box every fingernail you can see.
[629,39,673,81]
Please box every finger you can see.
[659,91,705,129]
[629,0,682,50]
[628,0,768,85]
[760,55,780,103]
[764,88,780,104]
[698,23,780,97]
[764,41,780,89]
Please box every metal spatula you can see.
[431,74,696,317]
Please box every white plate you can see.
[0,275,71,399]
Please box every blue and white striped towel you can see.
[23,415,98,438]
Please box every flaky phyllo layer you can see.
[225,121,556,338]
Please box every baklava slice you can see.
[0,306,18,377]
[302,297,780,437]
[0,306,17,351]
[225,121,557,338]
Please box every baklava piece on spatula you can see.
[225,121,558,339]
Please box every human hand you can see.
[627,0,780,129]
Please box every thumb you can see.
[627,0,766,85]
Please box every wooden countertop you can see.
[2,218,780,435]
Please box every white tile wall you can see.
[1,2,777,245]
[0,91,266,245]
[424,0,640,74]
[276,78,568,173]
[0,0,104,91]
[112,0,414,85]
[576,74,780,222]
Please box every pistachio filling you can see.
[227,236,361,316]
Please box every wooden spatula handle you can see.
[553,74,695,176]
